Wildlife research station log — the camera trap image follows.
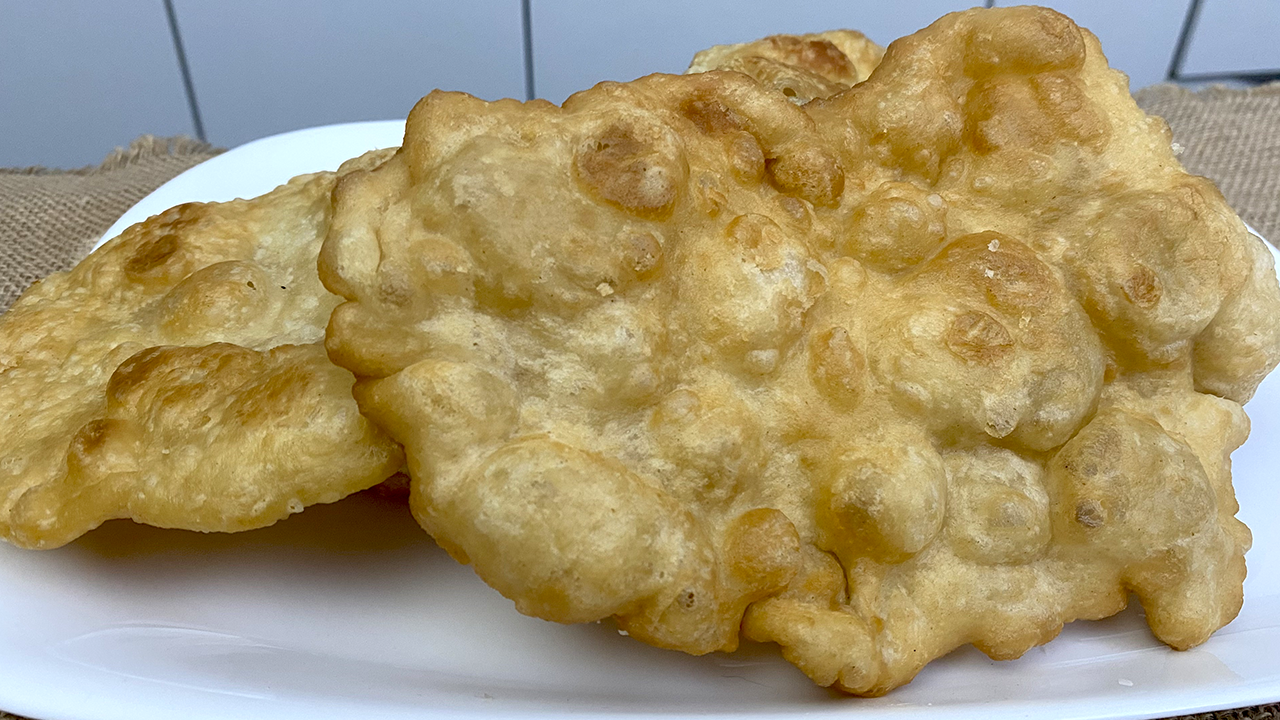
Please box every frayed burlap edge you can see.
[1135,81,1280,243]
[0,134,223,310]
[1180,704,1280,720]
[1137,80,1280,103]
[0,135,221,177]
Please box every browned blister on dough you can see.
[687,30,884,104]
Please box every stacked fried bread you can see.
[0,150,403,549]
[1,6,1276,696]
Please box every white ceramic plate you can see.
[3,122,1278,720]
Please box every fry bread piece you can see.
[686,30,883,103]
[319,7,1280,695]
[0,150,404,549]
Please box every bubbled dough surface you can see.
[0,149,404,549]
[320,7,1280,696]
[686,30,884,104]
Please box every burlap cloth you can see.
[1,83,1280,719]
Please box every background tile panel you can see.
[0,0,194,169]
[1182,0,1280,76]
[174,0,526,148]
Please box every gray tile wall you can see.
[2,0,1266,168]
[1,0,194,169]
[1182,0,1280,80]
[172,0,525,148]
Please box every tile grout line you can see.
[162,0,206,142]
[1166,0,1203,82]
[521,0,536,101]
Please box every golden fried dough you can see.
[686,30,883,103]
[0,149,404,549]
[319,7,1280,695]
